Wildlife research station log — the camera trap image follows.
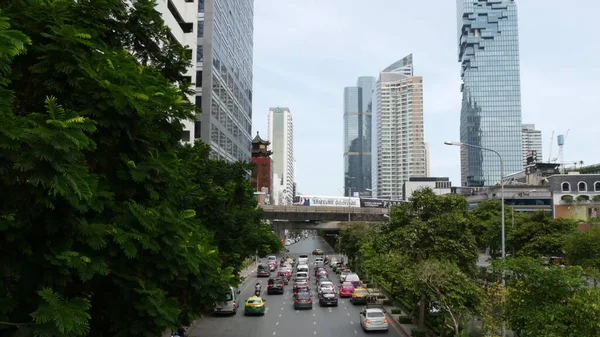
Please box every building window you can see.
[595,181,600,192]
[197,45,203,62]
[198,0,204,12]
[194,121,201,139]
[578,182,587,192]
[561,182,570,192]
[197,20,204,37]
[195,71,202,87]
[181,130,190,142]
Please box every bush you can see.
[390,308,402,315]
[382,299,394,306]
[411,327,428,337]
[398,315,412,323]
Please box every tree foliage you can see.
[496,257,600,337]
[0,1,279,336]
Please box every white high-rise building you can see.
[425,143,431,177]
[155,0,198,143]
[372,54,426,200]
[522,124,542,166]
[268,107,295,205]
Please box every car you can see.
[267,278,285,295]
[298,254,309,265]
[359,308,389,332]
[351,287,369,304]
[293,280,309,293]
[312,249,324,256]
[339,282,355,298]
[316,270,328,283]
[293,285,310,298]
[294,292,313,309]
[257,264,271,278]
[244,296,266,316]
[317,281,336,294]
[340,270,353,282]
[318,289,338,306]
[314,266,326,276]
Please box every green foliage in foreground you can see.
[0,1,281,336]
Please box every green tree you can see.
[177,145,283,276]
[411,259,484,337]
[564,228,600,285]
[338,222,376,271]
[0,1,244,336]
[496,257,600,337]
[384,188,479,328]
[511,211,576,257]
[469,200,514,257]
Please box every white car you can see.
[318,281,335,293]
[359,308,389,332]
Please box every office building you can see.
[344,76,376,197]
[522,124,542,166]
[268,107,295,205]
[195,0,254,162]
[155,0,198,143]
[372,54,426,200]
[457,0,523,186]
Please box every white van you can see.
[297,264,309,274]
[314,257,324,266]
[214,286,240,315]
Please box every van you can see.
[297,264,309,273]
[214,286,240,315]
[344,273,361,288]
[314,257,324,266]
[298,254,309,265]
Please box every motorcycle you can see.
[254,289,261,296]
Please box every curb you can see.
[382,307,411,337]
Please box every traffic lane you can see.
[286,236,334,255]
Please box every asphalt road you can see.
[189,236,403,337]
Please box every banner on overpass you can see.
[360,198,404,208]
[293,196,360,207]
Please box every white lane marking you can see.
[283,302,286,305]
[281,307,284,310]
[296,310,299,313]
[314,331,317,335]
[273,332,276,335]
[344,307,347,310]
[341,301,345,304]
[328,308,332,312]
[347,312,350,316]
[266,307,269,312]
[350,321,354,325]
[313,321,316,325]
[276,322,279,326]
[279,313,282,317]
[354,330,357,334]
[313,313,316,316]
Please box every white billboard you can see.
[296,196,361,207]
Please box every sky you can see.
[251,0,600,197]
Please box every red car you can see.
[339,282,355,298]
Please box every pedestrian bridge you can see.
[259,205,389,222]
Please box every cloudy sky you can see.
[251,0,600,197]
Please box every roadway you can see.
[188,236,402,337]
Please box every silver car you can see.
[359,308,389,332]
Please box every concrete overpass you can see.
[259,205,389,222]
[259,205,389,238]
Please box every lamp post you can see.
[445,141,506,336]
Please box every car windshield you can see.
[224,293,233,301]
[367,311,385,318]
[355,290,368,295]
[258,264,268,270]
[297,293,310,299]
[342,286,354,290]
[247,299,262,304]
[299,255,308,258]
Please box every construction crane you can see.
[547,131,555,162]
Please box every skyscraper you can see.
[344,76,376,197]
[268,107,295,205]
[372,55,426,200]
[522,124,542,166]
[194,0,254,162]
[156,0,198,143]
[457,0,523,186]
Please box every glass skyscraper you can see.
[196,0,254,162]
[344,76,375,197]
[457,0,523,187]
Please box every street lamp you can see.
[445,141,507,336]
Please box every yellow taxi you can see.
[350,287,369,304]
[244,296,266,316]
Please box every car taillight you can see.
[308,298,312,303]
[295,299,299,303]
[384,318,388,323]
[365,319,370,324]
[267,284,272,288]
